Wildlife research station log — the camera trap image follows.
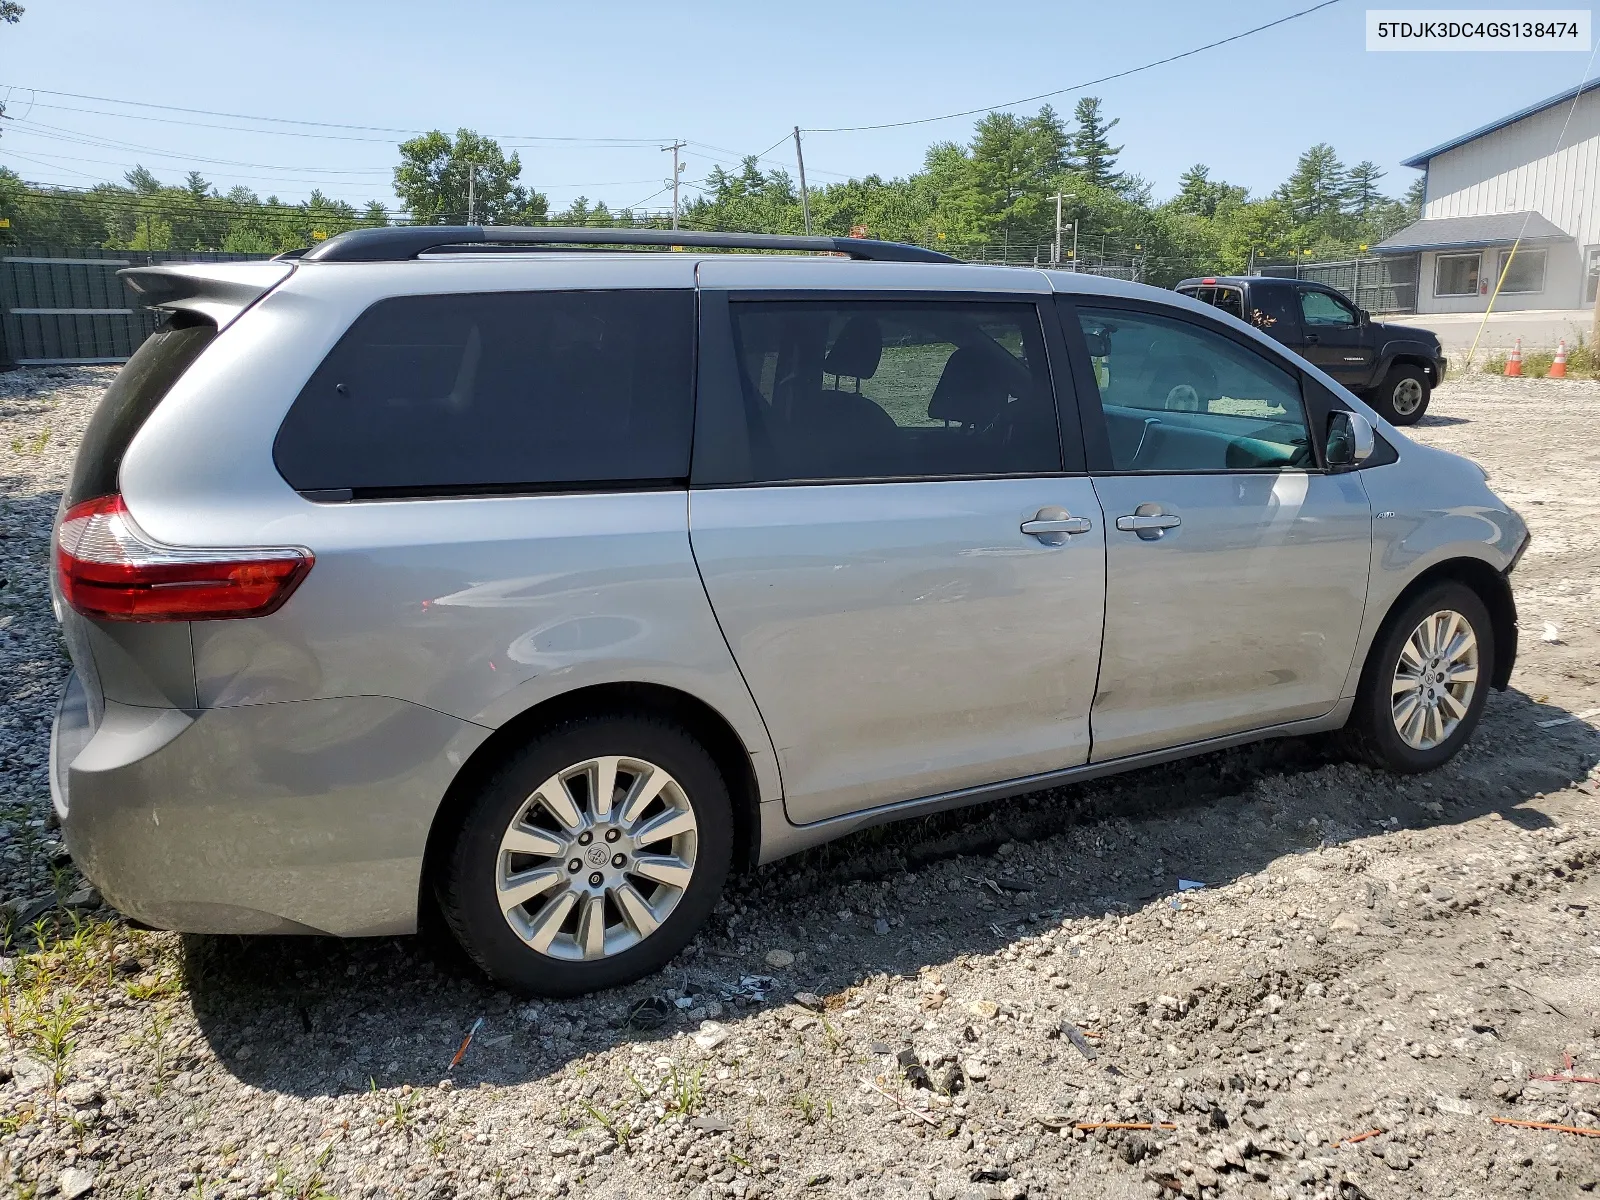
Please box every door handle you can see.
[1020,507,1092,545]
[1115,511,1181,540]
[1021,517,1093,535]
[1305,333,1320,345]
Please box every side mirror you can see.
[1326,410,1375,469]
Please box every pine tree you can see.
[1404,175,1426,218]
[1068,98,1123,190]
[1346,161,1385,218]
[1274,144,1350,241]
[1171,164,1247,218]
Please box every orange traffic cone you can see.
[1549,339,1568,378]
[1505,338,1523,376]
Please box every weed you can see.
[138,1008,173,1094]
[727,1149,754,1172]
[20,992,84,1089]
[789,1092,819,1124]
[661,1062,704,1116]
[386,1090,417,1130]
[9,428,51,456]
[278,1146,337,1200]
[581,1100,631,1147]
[0,1102,36,1135]
[820,1017,844,1054]
[123,972,182,1002]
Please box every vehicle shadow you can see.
[1414,414,1471,427]
[183,686,1598,1099]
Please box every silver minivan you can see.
[50,227,1526,995]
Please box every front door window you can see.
[1075,307,1314,472]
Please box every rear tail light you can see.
[56,495,312,622]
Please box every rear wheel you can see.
[1369,364,1430,425]
[437,715,732,995]
[1341,582,1493,773]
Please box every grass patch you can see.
[1481,337,1600,379]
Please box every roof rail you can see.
[298,225,958,265]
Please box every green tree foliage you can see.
[0,97,1421,281]
[2,166,389,251]
[1067,98,1123,190]
[1170,164,1247,219]
[392,128,548,225]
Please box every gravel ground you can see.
[0,367,1596,1200]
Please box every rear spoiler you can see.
[118,260,295,329]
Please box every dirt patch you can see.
[0,367,1596,1200]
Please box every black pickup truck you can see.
[1175,275,1446,425]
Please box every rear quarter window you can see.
[66,317,217,508]
[273,289,695,496]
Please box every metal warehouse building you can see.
[1376,80,1600,315]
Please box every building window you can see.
[1495,248,1547,294]
[1587,246,1600,305]
[1434,253,1480,297]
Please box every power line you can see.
[803,0,1344,132]
[0,85,677,145]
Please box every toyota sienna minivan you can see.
[50,226,1526,995]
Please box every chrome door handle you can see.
[1020,507,1092,545]
[1021,517,1093,535]
[1115,512,1181,540]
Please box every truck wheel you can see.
[436,715,733,996]
[1338,582,1493,774]
[1370,364,1430,425]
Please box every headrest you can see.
[824,316,883,380]
[928,347,1008,425]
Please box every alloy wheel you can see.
[495,755,698,961]
[1391,376,1425,416]
[1390,609,1478,750]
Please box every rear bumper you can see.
[53,673,491,936]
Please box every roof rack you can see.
[297,225,958,265]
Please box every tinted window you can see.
[1076,306,1313,472]
[274,290,694,495]
[67,317,217,507]
[1247,286,1299,341]
[727,300,1061,483]
[1299,289,1356,327]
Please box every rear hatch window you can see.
[65,316,217,507]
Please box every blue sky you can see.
[2,0,1596,214]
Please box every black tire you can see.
[436,715,733,996]
[1340,582,1494,773]
[1368,363,1431,425]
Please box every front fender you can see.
[1340,443,1526,698]
[1375,339,1443,382]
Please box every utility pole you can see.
[1052,192,1062,267]
[793,127,812,235]
[1071,217,1079,271]
[466,163,476,226]
[662,141,686,230]
[1049,192,1076,270]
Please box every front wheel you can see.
[1340,582,1493,773]
[1369,364,1430,425]
[437,715,733,996]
